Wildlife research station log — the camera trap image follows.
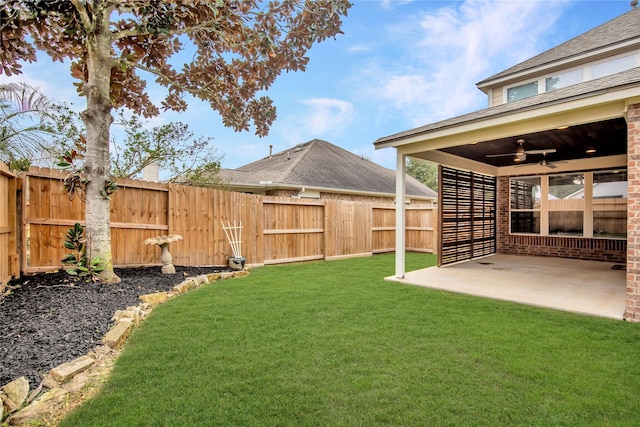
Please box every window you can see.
[502,52,639,105]
[592,55,636,79]
[509,170,627,239]
[546,69,582,92]
[510,177,541,234]
[593,170,627,238]
[507,81,538,103]
[548,174,584,236]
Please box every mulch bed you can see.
[0,266,228,388]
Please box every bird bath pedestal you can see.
[144,234,183,274]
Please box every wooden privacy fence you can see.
[1,163,18,285]
[15,167,436,274]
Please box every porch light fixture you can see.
[586,148,597,154]
[556,125,570,130]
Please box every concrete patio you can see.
[386,254,626,319]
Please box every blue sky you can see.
[0,0,634,173]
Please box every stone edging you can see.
[0,269,250,426]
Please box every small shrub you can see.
[61,222,105,281]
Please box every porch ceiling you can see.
[438,117,627,168]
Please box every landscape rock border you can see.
[1,269,250,426]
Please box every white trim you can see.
[508,170,626,239]
[584,172,594,237]
[501,50,640,105]
[395,151,406,279]
[378,89,635,151]
[541,176,549,235]
[478,42,640,91]
[503,78,543,104]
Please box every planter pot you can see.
[228,256,246,271]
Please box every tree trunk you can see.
[81,4,120,283]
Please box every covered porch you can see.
[375,71,640,320]
[386,254,626,319]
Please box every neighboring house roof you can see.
[221,139,437,199]
[478,7,640,88]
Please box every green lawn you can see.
[60,253,640,426]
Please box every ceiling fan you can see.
[515,151,567,169]
[486,139,556,162]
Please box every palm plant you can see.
[0,82,52,168]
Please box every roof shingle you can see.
[478,7,640,86]
[221,139,437,198]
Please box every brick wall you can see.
[496,176,627,263]
[625,103,640,321]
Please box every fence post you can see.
[0,162,18,283]
[8,171,18,278]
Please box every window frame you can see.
[509,176,542,235]
[506,80,540,103]
[503,50,640,104]
[508,170,626,240]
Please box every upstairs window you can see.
[507,81,538,103]
[504,51,639,103]
[592,55,636,79]
[546,69,583,92]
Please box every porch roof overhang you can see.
[374,68,640,176]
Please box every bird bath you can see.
[144,234,183,274]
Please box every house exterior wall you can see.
[496,176,626,263]
[625,102,640,321]
[490,87,503,107]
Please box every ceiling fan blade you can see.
[525,148,556,155]
[486,152,518,158]
[545,162,557,169]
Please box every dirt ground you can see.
[0,266,227,388]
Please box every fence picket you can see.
[2,166,436,274]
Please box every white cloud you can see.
[347,43,375,53]
[349,0,569,128]
[379,0,415,11]
[299,98,355,135]
[0,67,83,110]
[379,74,433,109]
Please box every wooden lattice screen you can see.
[438,166,496,266]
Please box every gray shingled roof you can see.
[376,66,640,146]
[221,139,437,198]
[478,7,640,86]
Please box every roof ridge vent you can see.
[632,0,638,8]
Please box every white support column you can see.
[583,172,594,238]
[540,175,549,235]
[395,150,406,279]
